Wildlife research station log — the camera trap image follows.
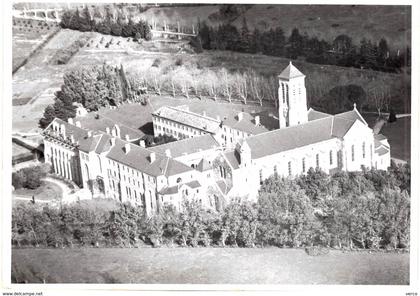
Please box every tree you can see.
[333,34,353,55]
[287,28,304,59]
[258,177,314,247]
[239,18,251,53]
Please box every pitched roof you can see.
[223,150,240,170]
[105,138,194,177]
[376,146,389,156]
[197,158,213,172]
[308,108,332,121]
[159,180,201,195]
[278,62,305,80]
[149,134,220,158]
[222,112,269,135]
[244,108,372,160]
[335,109,367,125]
[153,106,221,134]
[43,118,101,153]
[76,115,144,141]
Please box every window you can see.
[329,150,333,165]
[259,170,263,185]
[351,145,355,162]
[302,158,306,173]
[274,165,278,176]
[362,142,366,158]
[316,154,319,168]
[288,161,292,176]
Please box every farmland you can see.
[12,247,409,284]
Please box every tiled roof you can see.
[278,62,305,80]
[223,150,240,170]
[76,115,144,140]
[94,133,113,154]
[106,138,194,177]
[245,109,371,160]
[376,146,389,156]
[197,158,213,172]
[222,112,269,135]
[152,106,221,134]
[149,134,220,158]
[43,118,100,153]
[374,133,387,141]
[335,109,367,125]
[159,180,201,195]
[308,108,332,121]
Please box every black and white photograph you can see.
[1,0,419,295]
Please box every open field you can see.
[12,248,409,284]
[232,5,411,50]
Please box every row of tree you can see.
[40,58,397,130]
[12,163,410,249]
[198,20,410,73]
[60,7,152,40]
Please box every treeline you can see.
[60,7,152,40]
[39,63,139,129]
[12,163,410,250]
[198,20,410,73]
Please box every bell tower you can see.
[278,62,308,129]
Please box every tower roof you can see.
[278,62,305,80]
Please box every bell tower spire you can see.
[278,62,308,129]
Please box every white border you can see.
[2,0,419,295]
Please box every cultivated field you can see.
[12,248,409,284]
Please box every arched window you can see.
[176,177,182,183]
[329,150,333,165]
[316,154,320,168]
[302,157,306,173]
[288,161,292,176]
[362,142,366,159]
[259,169,263,185]
[351,145,355,162]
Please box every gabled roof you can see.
[43,118,101,153]
[197,158,213,172]
[376,146,390,156]
[159,180,201,195]
[153,106,221,134]
[335,108,367,125]
[149,134,220,158]
[278,62,305,80]
[244,108,374,160]
[223,150,240,170]
[105,138,194,177]
[308,108,332,121]
[222,112,269,135]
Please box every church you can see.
[42,62,391,213]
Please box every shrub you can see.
[175,57,184,66]
[152,58,161,68]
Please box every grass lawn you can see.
[13,180,62,201]
[380,117,411,162]
[12,247,409,284]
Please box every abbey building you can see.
[43,62,391,214]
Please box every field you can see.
[12,248,409,284]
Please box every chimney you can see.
[87,130,93,137]
[70,134,75,143]
[202,111,207,117]
[237,112,243,121]
[106,127,110,134]
[165,149,171,157]
[216,115,220,121]
[75,121,81,128]
[150,152,156,163]
[114,124,120,138]
[125,134,130,141]
[67,118,74,125]
[60,124,66,138]
[124,143,131,154]
[110,138,116,146]
[139,140,146,148]
[255,115,260,126]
